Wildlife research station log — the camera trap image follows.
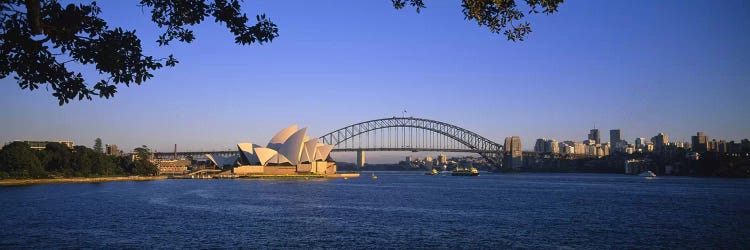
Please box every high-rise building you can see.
[504,137,513,153]
[504,136,522,156]
[717,140,728,153]
[691,132,709,152]
[503,136,523,170]
[560,143,574,154]
[600,143,610,156]
[625,146,635,154]
[574,142,585,155]
[588,129,601,144]
[635,138,646,149]
[546,139,560,154]
[534,138,547,153]
[586,144,598,156]
[105,144,121,156]
[438,154,447,165]
[645,142,655,152]
[610,129,621,144]
[609,129,625,153]
[651,133,669,151]
[708,139,720,152]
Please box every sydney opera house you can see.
[205,125,337,176]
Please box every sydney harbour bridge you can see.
[154,117,506,168]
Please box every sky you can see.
[1,0,749,163]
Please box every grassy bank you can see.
[0,175,168,186]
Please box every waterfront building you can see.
[692,132,709,152]
[153,159,190,175]
[14,140,74,150]
[425,158,434,167]
[589,129,601,144]
[205,125,337,175]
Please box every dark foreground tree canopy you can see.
[1,0,563,105]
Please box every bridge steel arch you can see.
[319,117,504,168]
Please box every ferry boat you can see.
[425,168,439,175]
[638,171,656,177]
[451,167,479,176]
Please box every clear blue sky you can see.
[1,1,749,163]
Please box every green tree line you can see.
[0,141,158,179]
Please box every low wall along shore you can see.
[0,176,168,186]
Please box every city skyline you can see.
[1,1,749,163]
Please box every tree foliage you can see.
[0,141,46,178]
[1,0,277,105]
[0,142,162,178]
[393,0,563,41]
[132,145,158,175]
[134,145,151,160]
[41,141,71,174]
[93,138,103,153]
[2,0,561,105]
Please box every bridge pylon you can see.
[356,149,365,167]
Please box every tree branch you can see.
[24,0,43,34]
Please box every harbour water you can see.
[1,172,748,249]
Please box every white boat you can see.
[638,171,656,177]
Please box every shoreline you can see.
[0,176,168,186]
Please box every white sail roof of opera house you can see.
[315,144,334,161]
[237,143,261,165]
[205,154,239,169]
[253,147,277,166]
[232,125,335,167]
[278,128,307,165]
[267,125,298,150]
[301,138,318,163]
